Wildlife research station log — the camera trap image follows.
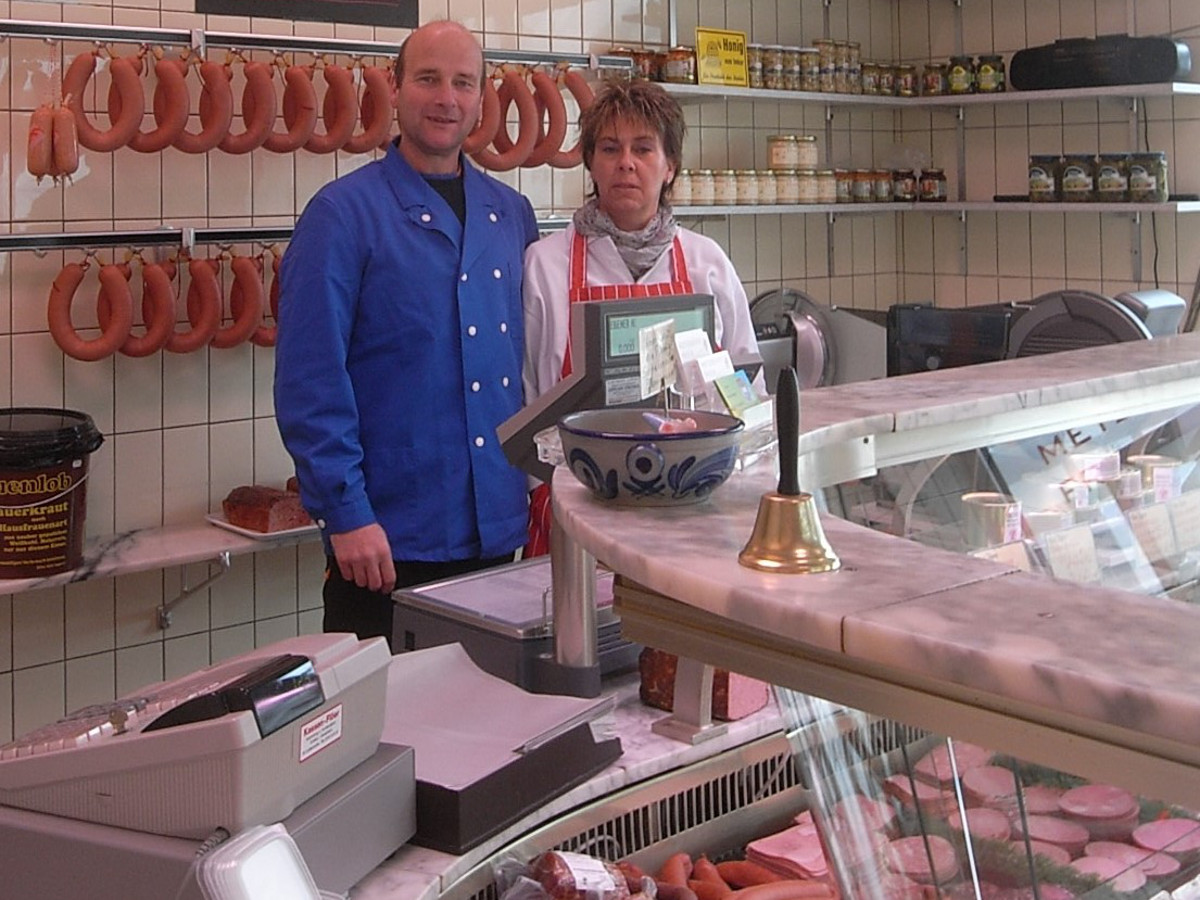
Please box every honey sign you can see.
[695,27,748,87]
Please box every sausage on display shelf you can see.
[343,64,395,154]
[299,62,358,153]
[116,53,190,153]
[95,259,178,357]
[47,261,134,362]
[63,51,145,152]
[470,67,538,171]
[215,58,277,154]
[520,68,568,168]
[547,67,594,169]
[210,254,264,349]
[461,73,500,155]
[269,62,319,152]
[166,257,222,353]
[227,254,276,347]
[171,59,233,154]
[26,103,54,180]
[51,100,80,177]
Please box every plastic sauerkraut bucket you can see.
[0,408,103,578]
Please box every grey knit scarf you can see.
[572,198,678,281]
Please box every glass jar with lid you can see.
[878,64,897,97]
[892,169,918,202]
[767,134,819,170]
[662,45,697,84]
[797,170,820,204]
[948,56,975,94]
[814,39,837,92]
[775,169,801,204]
[690,169,715,205]
[816,170,837,204]
[1096,154,1130,203]
[1028,155,1061,202]
[895,64,918,97]
[847,41,863,94]
[747,43,765,90]
[861,61,881,96]
[833,41,852,93]
[713,169,739,205]
[872,170,893,202]
[922,62,948,96]
[671,169,693,205]
[1060,154,1096,202]
[782,46,802,91]
[919,168,948,202]
[834,169,855,203]
[736,170,760,205]
[763,44,786,90]
[1129,152,1169,203]
[851,169,875,203]
[758,170,778,205]
[799,47,820,92]
[976,54,1006,93]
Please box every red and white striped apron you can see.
[526,231,695,557]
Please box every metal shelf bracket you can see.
[157,550,231,630]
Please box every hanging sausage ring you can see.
[296,59,358,154]
[95,256,178,357]
[214,253,265,348]
[521,67,568,168]
[462,71,501,155]
[344,62,395,154]
[63,48,146,152]
[470,67,538,172]
[170,56,234,154]
[547,66,595,169]
[47,257,134,362]
[228,252,278,347]
[213,55,277,154]
[261,57,318,153]
[112,48,190,153]
[166,256,221,353]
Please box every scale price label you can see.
[639,319,677,399]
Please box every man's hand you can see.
[330,523,397,593]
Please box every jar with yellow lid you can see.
[775,169,801,204]
[758,170,778,205]
[671,169,693,205]
[713,169,739,205]
[767,134,819,171]
[816,170,837,204]
[690,169,715,205]
[736,170,760,205]
[797,170,820,204]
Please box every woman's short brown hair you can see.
[579,78,687,198]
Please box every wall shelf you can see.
[674,200,1200,217]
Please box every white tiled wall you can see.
[1,0,1198,742]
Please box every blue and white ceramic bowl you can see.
[557,408,744,506]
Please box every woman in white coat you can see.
[522,77,762,553]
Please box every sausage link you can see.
[343,64,395,154]
[174,60,233,154]
[211,254,264,348]
[461,74,500,155]
[522,68,567,167]
[272,64,319,152]
[548,68,594,169]
[26,104,54,179]
[64,52,145,152]
[690,880,730,900]
[48,262,133,362]
[657,853,694,888]
[218,60,277,154]
[51,101,80,177]
[714,862,784,889]
[166,258,221,353]
[228,255,276,347]
[302,63,357,153]
[114,56,190,152]
[94,261,173,357]
[470,69,537,171]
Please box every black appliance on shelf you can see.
[887,302,1029,376]
[1009,34,1191,91]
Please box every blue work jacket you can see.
[274,143,539,561]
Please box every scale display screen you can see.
[605,308,712,360]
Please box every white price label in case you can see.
[1040,525,1102,584]
[1169,492,1200,551]
[638,318,677,399]
[1127,504,1177,563]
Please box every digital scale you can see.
[393,556,639,695]
[499,294,717,481]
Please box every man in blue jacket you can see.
[275,20,539,645]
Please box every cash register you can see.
[0,633,416,899]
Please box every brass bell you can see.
[738,366,841,575]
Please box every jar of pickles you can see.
[976,54,1006,93]
[1028,155,1060,202]
[1129,152,1169,203]
[783,46,802,91]
[775,169,801,204]
[713,169,738,205]
[799,47,820,92]
[736,170,760,205]
[1060,154,1096,202]
[764,44,786,90]
[948,56,974,94]
[690,169,715,205]
[747,44,765,90]
[1095,154,1130,203]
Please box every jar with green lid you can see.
[1129,152,1169,203]
[922,62,948,96]
[1095,154,1130,202]
[690,169,715,205]
[736,169,760,205]
[1028,154,1061,202]
[948,56,975,94]
[895,64,918,97]
[976,54,1006,93]
[799,48,820,92]
[747,43,765,89]
[713,169,739,205]
[1060,154,1096,202]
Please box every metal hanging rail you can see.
[0,18,635,70]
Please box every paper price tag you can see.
[1040,525,1102,584]
[1127,504,1177,563]
[638,318,677,400]
[1169,492,1200,551]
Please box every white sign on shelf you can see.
[638,319,677,400]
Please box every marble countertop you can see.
[0,518,321,597]
[553,333,1200,809]
[351,672,784,900]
